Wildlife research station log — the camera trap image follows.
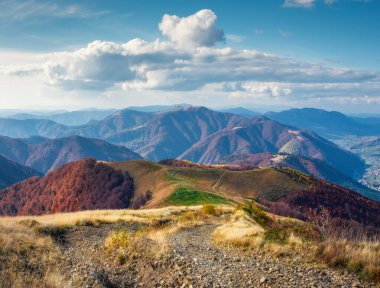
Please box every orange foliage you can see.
[0,158,134,216]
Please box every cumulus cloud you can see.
[158,9,225,48]
[4,9,380,107]
[41,38,376,91]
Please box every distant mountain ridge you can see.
[0,135,142,173]
[265,108,380,139]
[7,109,116,126]
[0,155,42,189]
[218,107,260,117]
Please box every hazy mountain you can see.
[0,118,67,138]
[0,159,134,216]
[0,155,42,189]
[265,108,380,139]
[179,116,365,178]
[0,135,142,173]
[218,107,260,117]
[8,109,116,126]
[62,108,156,139]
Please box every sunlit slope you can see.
[108,160,310,207]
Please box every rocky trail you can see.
[59,220,374,288]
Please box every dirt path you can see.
[59,221,374,288]
[212,171,226,193]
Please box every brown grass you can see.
[0,206,231,287]
[317,239,380,283]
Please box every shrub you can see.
[264,226,289,245]
[36,225,70,243]
[202,204,216,216]
[130,190,153,209]
[245,204,271,226]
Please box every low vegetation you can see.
[213,203,380,285]
[166,187,230,206]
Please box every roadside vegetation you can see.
[0,202,379,286]
[212,203,380,285]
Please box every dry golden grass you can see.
[0,220,66,288]
[0,205,229,228]
[0,205,231,287]
[212,209,305,258]
[318,239,380,282]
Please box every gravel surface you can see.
[59,221,375,288]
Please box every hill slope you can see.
[178,116,364,178]
[1,158,379,226]
[26,135,142,173]
[0,158,134,216]
[0,155,42,189]
[220,152,379,201]
[0,135,142,173]
[109,160,380,225]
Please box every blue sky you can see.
[0,0,379,113]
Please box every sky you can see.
[0,0,379,113]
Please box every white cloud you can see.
[31,36,376,92]
[158,9,225,48]
[283,0,315,8]
[1,9,380,110]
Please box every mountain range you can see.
[0,105,376,200]
[0,135,142,173]
[177,115,364,179]
[8,109,116,126]
[0,107,364,169]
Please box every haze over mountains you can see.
[8,109,116,126]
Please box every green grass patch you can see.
[166,187,230,206]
